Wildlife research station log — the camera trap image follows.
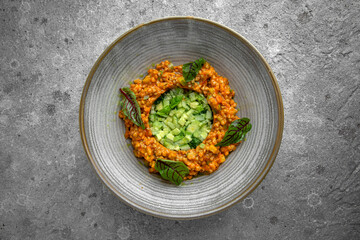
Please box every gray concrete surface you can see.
[1,0,360,239]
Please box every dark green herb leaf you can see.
[119,88,145,129]
[216,118,252,147]
[156,105,171,117]
[194,108,208,115]
[154,93,165,105]
[188,137,202,149]
[173,132,185,142]
[182,58,206,82]
[155,159,189,185]
[156,95,183,117]
[170,95,183,108]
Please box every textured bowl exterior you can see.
[79,17,284,219]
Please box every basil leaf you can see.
[182,58,206,82]
[155,159,189,185]
[119,88,145,129]
[216,118,252,147]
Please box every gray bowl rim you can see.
[79,16,284,220]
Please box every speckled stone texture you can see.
[0,0,359,239]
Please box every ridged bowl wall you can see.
[80,17,284,219]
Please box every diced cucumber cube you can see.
[200,131,208,140]
[155,102,163,111]
[174,135,184,142]
[200,125,210,133]
[162,127,170,134]
[193,131,200,138]
[206,110,212,119]
[172,145,180,151]
[180,101,190,110]
[167,133,175,141]
[178,118,186,126]
[149,114,155,122]
[178,137,190,145]
[166,121,176,129]
[180,144,190,150]
[163,141,173,149]
[185,135,192,141]
[185,130,192,135]
[196,94,205,101]
[156,131,166,140]
[199,121,207,127]
[163,99,170,106]
[189,101,199,109]
[165,116,172,122]
[195,115,205,121]
[195,105,204,113]
[175,108,186,118]
[186,109,194,116]
[187,121,200,133]
[165,137,175,144]
[171,128,181,135]
[189,92,196,101]
[153,121,162,129]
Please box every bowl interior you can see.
[81,18,283,219]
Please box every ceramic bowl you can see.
[79,17,284,219]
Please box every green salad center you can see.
[149,88,213,151]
